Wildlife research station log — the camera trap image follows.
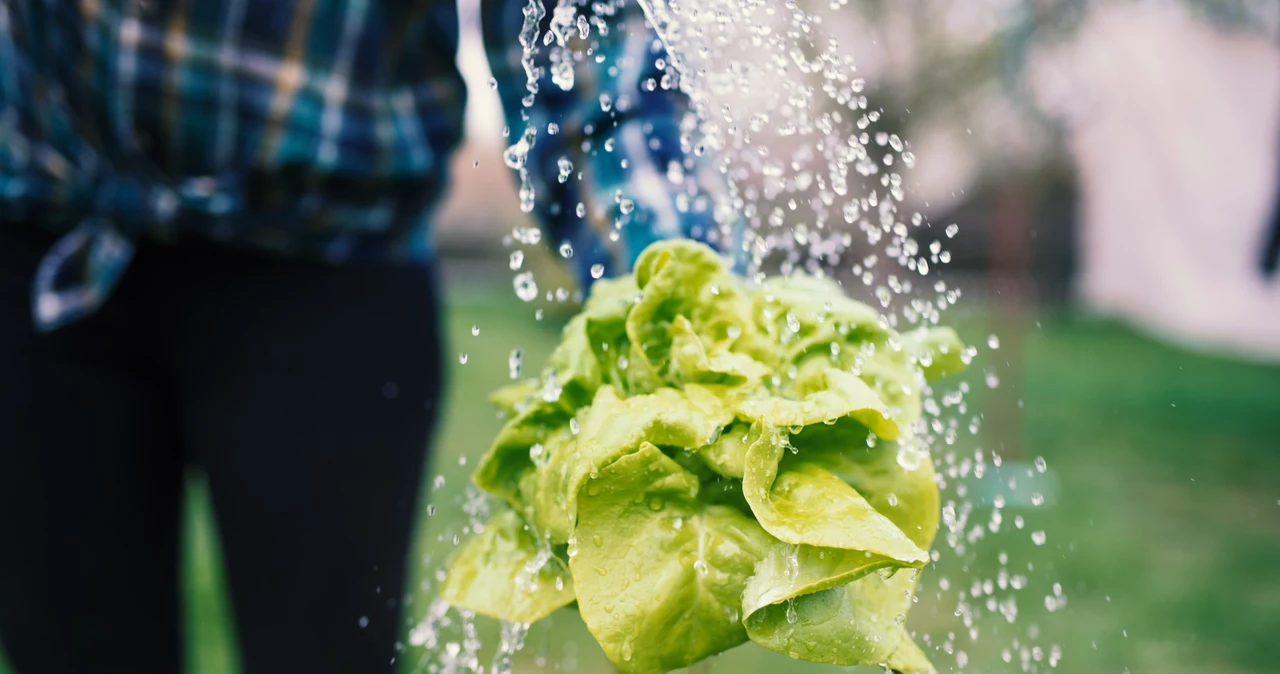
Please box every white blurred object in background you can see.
[1033,3,1280,361]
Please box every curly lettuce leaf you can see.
[473,403,570,507]
[669,315,772,387]
[695,422,752,479]
[530,385,733,543]
[744,568,932,672]
[543,314,605,411]
[741,428,942,672]
[902,326,967,382]
[488,379,540,415]
[791,434,941,550]
[570,443,774,674]
[440,508,575,624]
[856,342,926,429]
[754,274,889,364]
[736,367,900,441]
[627,241,757,378]
[579,276,656,395]
[742,542,899,617]
[741,424,928,565]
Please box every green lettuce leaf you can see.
[627,241,757,378]
[736,367,900,441]
[742,542,899,617]
[902,326,967,382]
[744,568,931,672]
[579,276,651,395]
[791,434,941,550]
[473,403,570,507]
[529,385,733,543]
[488,379,540,415]
[754,274,889,365]
[856,342,926,429]
[741,424,928,564]
[669,315,772,387]
[570,443,774,674]
[741,429,942,672]
[440,508,575,624]
[543,314,604,411]
[695,422,752,479]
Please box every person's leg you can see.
[169,245,443,674]
[0,225,184,674]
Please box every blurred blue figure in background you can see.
[0,1,732,672]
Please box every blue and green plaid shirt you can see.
[0,0,733,331]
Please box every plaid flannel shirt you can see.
[0,0,736,331]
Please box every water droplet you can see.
[988,334,1000,349]
[785,311,800,334]
[508,349,523,379]
[558,242,573,258]
[458,352,469,364]
[945,223,959,238]
[556,156,573,184]
[590,264,605,279]
[1035,456,1048,473]
[509,250,524,270]
[896,445,924,471]
[1031,530,1047,546]
[513,272,538,302]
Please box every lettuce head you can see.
[441,240,966,673]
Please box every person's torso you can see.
[0,0,468,261]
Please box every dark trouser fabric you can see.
[0,223,444,674]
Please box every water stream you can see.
[414,0,1059,671]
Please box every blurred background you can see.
[5,0,1279,673]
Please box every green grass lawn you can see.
[4,297,1278,674]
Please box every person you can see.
[0,1,732,672]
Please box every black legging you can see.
[0,222,443,674]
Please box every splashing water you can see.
[489,621,531,674]
[422,0,1063,670]
[504,0,548,215]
